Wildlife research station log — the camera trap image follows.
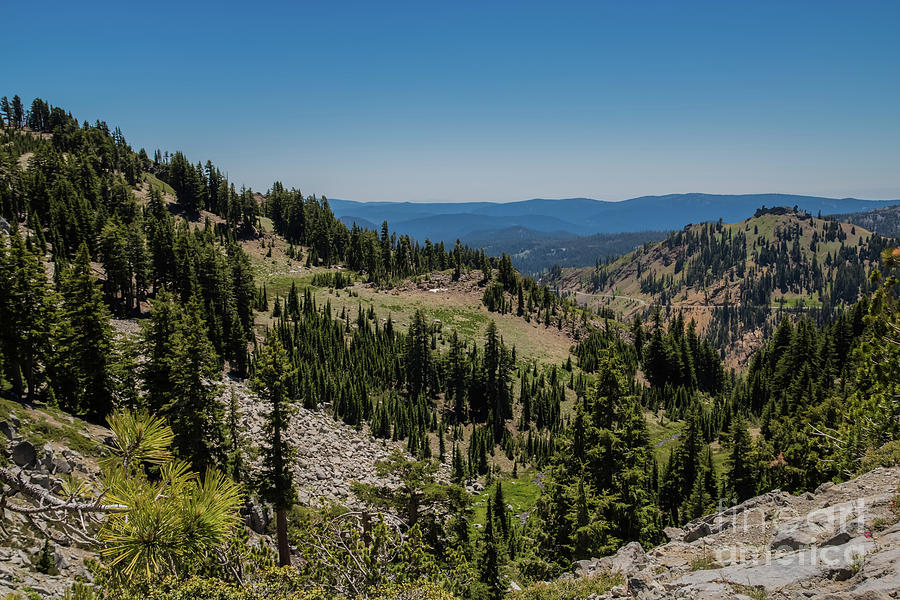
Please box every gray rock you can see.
[243,500,270,535]
[51,456,72,475]
[574,558,598,577]
[683,522,711,543]
[11,440,36,467]
[664,527,684,541]
[850,546,900,594]
[610,541,648,574]
[677,538,870,592]
[53,549,70,570]
[772,527,817,550]
[29,473,52,489]
[626,575,664,600]
[821,529,853,547]
[0,420,15,440]
[815,481,835,494]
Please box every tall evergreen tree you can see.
[726,413,755,502]
[164,298,223,472]
[55,243,115,420]
[0,232,56,398]
[478,496,503,600]
[252,335,297,566]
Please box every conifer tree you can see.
[492,480,508,539]
[726,412,755,502]
[164,298,223,471]
[478,496,503,600]
[55,243,115,420]
[253,334,296,566]
[0,232,56,398]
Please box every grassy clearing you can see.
[254,266,575,365]
[142,172,175,196]
[471,469,543,527]
[646,411,682,462]
[510,573,623,600]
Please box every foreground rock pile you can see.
[0,410,104,598]
[574,467,900,599]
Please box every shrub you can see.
[509,574,623,600]
[860,440,900,472]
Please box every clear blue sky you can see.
[3,0,899,202]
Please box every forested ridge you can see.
[549,206,896,367]
[1,96,899,600]
[829,203,900,239]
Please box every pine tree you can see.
[99,219,133,314]
[0,232,56,398]
[726,412,755,502]
[10,95,23,128]
[405,310,432,399]
[253,334,297,566]
[0,96,10,126]
[478,496,503,600]
[492,480,508,538]
[139,291,178,413]
[55,243,115,420]
[165,298,223,472]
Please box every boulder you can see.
[11,440,36,467]
[574,558,599,577]
[626,575,665,600]
[683,522,711,543]
[610,541,648,574]
[771,527,817,550]
[822,529,854,547]
[243,500,270,535]
[663,527,684,542]
[0,420,15,440]
[850,546,900,595]
[53,549,69,571]
[51,456,72,475]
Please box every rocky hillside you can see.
[0,382,426,598]
[548,208,894,367]
[571,466,900,599]
[228,376,437,507]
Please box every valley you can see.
[0,96,898,600]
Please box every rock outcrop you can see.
[574,467,900,599]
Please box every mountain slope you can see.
[829,203,900,238]
[549,207,896,366]
[466,227,670,275]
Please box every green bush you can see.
[860,440,900,472]
[509,574,622,600]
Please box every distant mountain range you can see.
[328,193,900,243]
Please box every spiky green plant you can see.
[98,411,242,587]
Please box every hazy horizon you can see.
[326,192,900,205]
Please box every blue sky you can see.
[3,1,899,202]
